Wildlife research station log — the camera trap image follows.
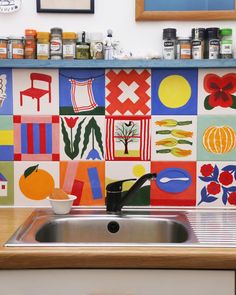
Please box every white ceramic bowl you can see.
[47,194,77,215]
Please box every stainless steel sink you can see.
[5,207,197,247]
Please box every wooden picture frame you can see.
[136,0,236,21]
[37,0,94,13]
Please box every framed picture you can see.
[136,0,236,20]
[37,0,94,13]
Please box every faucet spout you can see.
[105,173,157,214]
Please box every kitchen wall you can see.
[0,1,236,208]
[0,0,235,55]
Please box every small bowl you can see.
[47,195,77,215]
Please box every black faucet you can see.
[106,173,157,214]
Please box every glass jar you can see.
[206,27,220,59]
[220,28,233,59]
[62,32,77,59]
[76,31,90,60]
[191,28,205,60]
[24,29,37,59]
[90,32,104,60]
[37,32,50,60]
[0,37,8,59]
[177,37,191,59]
[50,27,63,60]
[8,37,24,59]
[162,28,177,60]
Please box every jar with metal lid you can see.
[220,28,233,59]
[63,32,77,59]
[8,37,24,59]
[206,27,220,59]
[50,27,63,60]
[0,37,8,59]
[162,28,177,60]
[191,28,205,59]
[76,31,90,59]
[177,37,191,59]
[90,32,104,60]
[37,32,50,60]
[24,29,36,59]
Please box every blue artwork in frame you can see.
[136,0,236,20]
[0,69,13,115]
[151,69,198,115]
[59,69,105,115]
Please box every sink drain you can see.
[107,221,120,233]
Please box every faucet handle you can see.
[106,179,137,193]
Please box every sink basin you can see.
[5,208,196,247]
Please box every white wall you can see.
[0,0,236,55]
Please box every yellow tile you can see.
[0,130,14,145]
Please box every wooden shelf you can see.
[0,59,236,68]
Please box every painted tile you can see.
[151,115,197,161]
[14,161,59,207]
[105,161,151,205]
[0,116,14,161]
[198,115,236,161]
[198,68,236,115]
[60,161,105,206]
[0,69,13,115]
[59,69,105,115]
[14,115,60,161]
[152,69,198,115]
[106,69,151,116]
[150,161,196,206]
[197,161,236,207]
[13,69,59,115]
[60,116,105,161]
[106,116,151,161]
[0,162,14,206]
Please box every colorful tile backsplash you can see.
[0,67,236,208]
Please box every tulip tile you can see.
[198,68,236,115]
[0,68,13,115]
[59,69,105,115]
[151,69,198,115]
[105,69,151,116]
[197,115,236,161]
[60,161,105,206]
[105,161,151,205]
[151,115,197,161]
[60,116,105,161]
[13,69,59,115]
[0,161,14,206]
[150,161,196,206]
[14,161,59,207]
[197,161,236,207]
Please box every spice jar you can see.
[0,37,8,59]
[62,32,76,59]
[177,37,191,59]
[220,28,233,59]
[163,28,177,60]
[206,27,220,59]
[24,29,36,59]
[76,31,90,59]
[191,28,205,60]
[8,37,24,59]
[37,32,50,60]
[90,32,104,60]
[50,27,63,60]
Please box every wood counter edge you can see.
[1,247,236,270]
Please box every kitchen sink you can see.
[5,208,197,247]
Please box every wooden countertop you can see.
[1,208,236,270]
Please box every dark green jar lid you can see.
[220,28,232,36]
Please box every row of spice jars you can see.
[163,27,233,60]
[0,28,105,60]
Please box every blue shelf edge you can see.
[0,59,236,68]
